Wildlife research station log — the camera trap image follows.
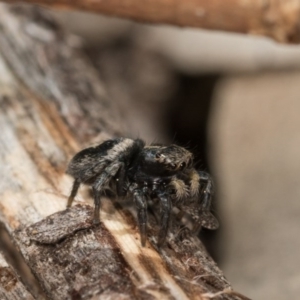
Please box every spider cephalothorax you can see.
[67,138,218,246]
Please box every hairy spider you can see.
[66,138,218,246]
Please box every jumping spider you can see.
[66,138,218,246]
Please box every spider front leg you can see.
[67,178,81,208]
[132,188,148,246]
[156,190,172,247]
[92,162,123,224]
[192,171,219,233]
[198,171,213,210]
[93,186,101,224]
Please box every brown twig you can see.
[1,0,300,42]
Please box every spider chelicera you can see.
[66,138,218,246]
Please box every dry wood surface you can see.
[0,3,250,300]
[1,0,300,42]
[0,252,35,300]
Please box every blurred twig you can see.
[1,0,300,42]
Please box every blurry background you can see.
[53,10,300,300]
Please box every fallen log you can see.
[0,4,249,299]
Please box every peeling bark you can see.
[0,4,250,300]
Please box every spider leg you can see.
[92,162,122,224]
[147,201,160,224]
[169,177,189,202]
[157,190,172,247]
[165,177,191,242]
[192,171,219,232]
[67,179,80,208]
[132,188,148,246]
[198,171,213,210]
[93,186,101,223]
[115,163,127,197]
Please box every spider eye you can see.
[180,162,186,170]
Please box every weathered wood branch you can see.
[1,0,300,42]
[0,4,249,300]
[0,252,35,300]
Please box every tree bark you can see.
[0,3,249,300]
[1,0,300,43]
